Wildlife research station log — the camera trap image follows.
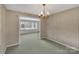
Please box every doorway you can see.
[19,16,41,45]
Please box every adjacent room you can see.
[0,4,79,54]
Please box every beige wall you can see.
[47,7,79,50]
[0,5,40,53]
[41,18,47,38]
[6,10,39,46]
[0,5,7,53]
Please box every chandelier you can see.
[38,4,49,18]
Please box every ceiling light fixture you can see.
[38,4,49,18]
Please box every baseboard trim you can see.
[7,43,19,48]
[47,37,79,51]
[41,37,47,39]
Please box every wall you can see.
[0,5,7,53]
[0,5,40,53]
[6,10,39,46]
[41,18,47,38]
[47,7,79,50]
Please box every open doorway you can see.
[19,16,41,45]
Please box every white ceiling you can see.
[5,4,79,15]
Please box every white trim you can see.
[6,43,19,48]
[18,16,20,48]
[47,37,79,51]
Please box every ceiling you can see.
[5,4,79,15]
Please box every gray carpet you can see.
[5,33,79,54]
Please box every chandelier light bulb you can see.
[47,11,50,15]
[38,13,41,16]
[40,11,43,15]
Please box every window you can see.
[20,16,40,30]
[21,24,25,28]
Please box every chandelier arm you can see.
[43,4,46,18]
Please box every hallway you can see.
[5,33,79,54]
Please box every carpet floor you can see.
[5,33,79,54]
